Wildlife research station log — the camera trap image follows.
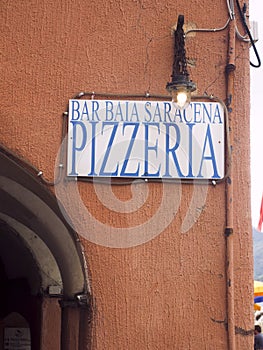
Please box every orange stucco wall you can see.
[1,1,254,349]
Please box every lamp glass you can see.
[171,87,191,109]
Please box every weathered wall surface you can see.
[1,0,254,349]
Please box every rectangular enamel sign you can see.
[67,100,225,179]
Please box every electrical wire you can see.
[235,0,261,68]
[227,0,235,19]
[184,0,260,68]
[184,18,231,36]
[184,0,235,36]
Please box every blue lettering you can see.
[213,104,223,124]
[186,123,195,178]
[144,102,152,122]
[71,100,80,120]
[173,109,183,123]
[164,123,184,177]
[99,122,119,176]
[164,102,172,122]
[92,101,100,121]
[193,103,201,124]
[130,103,139,122]
[153,103,162,122]
[125,102,129,121]
[120,123,140,176]
[81,101,90,120]
[88,122,98,176]
[68,121,87,176]
[114,102,124,121]
[105,101,114,121]
[183,108,192,123]
[144,123,160,177]
[197,125,220,178]
[202,103,212,123]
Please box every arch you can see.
[0,144,92,349]
[0,144,89,299]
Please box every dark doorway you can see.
[0,146,91,350]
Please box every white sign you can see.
[67,100,224,179]
[4,328,31,350]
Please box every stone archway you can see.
[0,145,91,350]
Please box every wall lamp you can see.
[166,15,196,109]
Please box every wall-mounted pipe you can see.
[225,9,236,350]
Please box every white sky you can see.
[250,0,263,227]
